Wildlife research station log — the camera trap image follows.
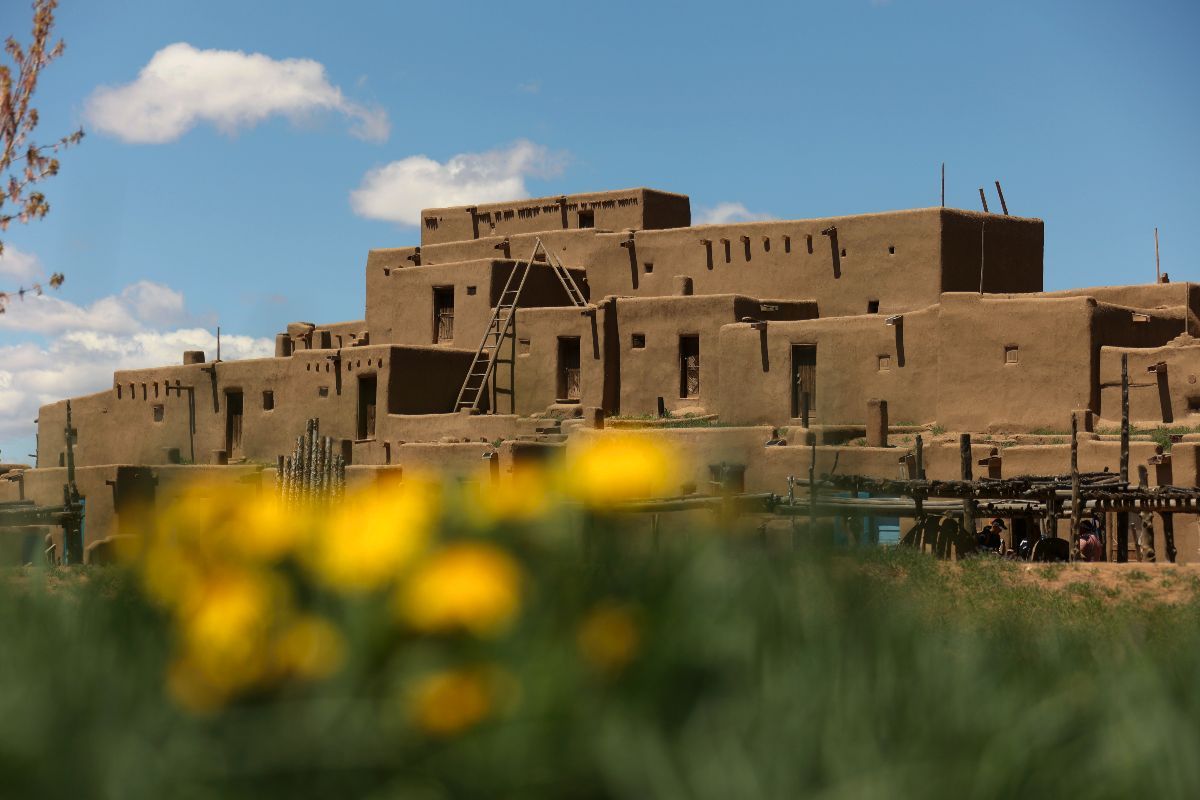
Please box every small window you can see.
[631,333,646,349]
[152,404,164,422]
[262,391,274,410]
[1187,397,1200,414]
[318,386,330,397]
[1004,346,1019,364]
[306,364,311,371]
[643,262,654,274]
[840,248,847,257]
[466,286,477,296]
[578,209,594,228]
[117,385,122,399]
[867,300,880,314]
[806,234,814,254]
[518,338,531,355]
[888,245,896,255]
[783,235,792,253]
[878,355,891,371]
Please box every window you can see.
[117,385,122,399]
[152,404,164,422]
[867,300,880,314]
[466,285,477,296]
[878,355,892,371]
[578,209,594,228]
[225,391,244,460]
[318,386,329,397]
[631,333,646,349]
[643,262,654,274]
[424,216,439,230]
[262,391,274,410]
[679,335,700,398]
[888,245,896,255]
[1004,345,1019,364]
[433,287,454,343]
[518,338,531,355]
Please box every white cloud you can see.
[693,202,776,225]
[85,42,389,144]
[0,279,272,463]
[349,140,566,227]
[0,245,42,283]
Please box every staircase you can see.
[453,238,588,413]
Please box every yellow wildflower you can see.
[397,542,521,637]
[577,602,640,674]
[470,464,553,524]
[408,668,494,737]
[226,493,303,562]
[307,486,435,592]
[272,614,345,681]
[566,435,678,508]
[166,653,229,715]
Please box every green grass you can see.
[3,541,1200,798]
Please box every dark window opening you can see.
[557,337,581,402]
[518,338,531,355]
[578,209,594,228]
[152,404,164,422]
[1187,397,1200,414]
[225,390,244,460]
[358,374,377,440]
[806,234,813,254]
[868,300,880,314]
[318,386,329,397]
[466,285,477,295]
[1005,345,1019,364]
[888,245,896,255]
[117,385,122,399]
[784,235,792,253]
[643,262,654,274]
[840,248,847,257]
[262,390,274,410]
[631,333,646,349]
[679,335,700,399]
[791,344,817,418]
[434,287,454,343]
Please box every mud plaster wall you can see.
[513,304,610,416]
[939,211,1044,294]
[1100,342,1200,425]
[718,306,940,427]
[418,189,690,246]
[365,259,587,349]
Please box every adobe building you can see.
[5,185,1200,561]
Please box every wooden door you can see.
[791,344,816,419]
[679,335,700,398]
[225,391,244,459]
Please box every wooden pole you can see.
[941,162,945,207]
[1118,353,1130,562]
[994,180,1009,215]
[978,187,989,213]
[1136,464,1155,562]
[1070,413,1080,561]
[914,434,925,523]
[1155,227,1161,283]
[959,433,975,535]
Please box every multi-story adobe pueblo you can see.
[5,186,1200,560]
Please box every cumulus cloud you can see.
[85,42,389,144]
[0,279,272,462]
[0,245,42,283]
[693,202,776,225]
[350,140,566,227]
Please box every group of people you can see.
[974,517,1106,562]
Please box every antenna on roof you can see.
[978,188,989,214]
[216,325,221,362]
[994,181,1009,215]
[940,162,945,207]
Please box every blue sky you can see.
[1,0,1198,459]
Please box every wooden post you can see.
[941,162,945,207]
[1070,413,1080,561]
[959,433,975,535]
[1155,227,1161,283]
[1136,464,1155,562]
[978,188,989,213]
[914,434,925,522]
[1118,354,1130,562]
[994,180,1009,215]
[801,391,810,429]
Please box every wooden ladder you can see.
[453,238,588,413]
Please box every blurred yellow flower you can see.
[470,465,552,524]
[166,653,228,715]
[307,486,436,592]
[177,569,282,681]
[397,542,521,637]
[408,668,493,737]
[273,614,345,681]
[567,435,678,508]
[228,494,302,562]
[577,602,640,674]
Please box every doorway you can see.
[433,287,454,343]
[557,337,581,402]
[225,390,244,460]
[357,374,377,440]
[791,344,816,420]
[679,335,700,399]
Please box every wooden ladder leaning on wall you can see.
[453,237,588,413]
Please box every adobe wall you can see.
[940,210,1044,293]
[38,346,474,469]
[1042,282,1200,321]
[718,306,941,427]
[365,259,587,348]
[513,303,612,416]
[418,188,691,246]
[1100,338,1200,425]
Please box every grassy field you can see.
[4,538,1200,799]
